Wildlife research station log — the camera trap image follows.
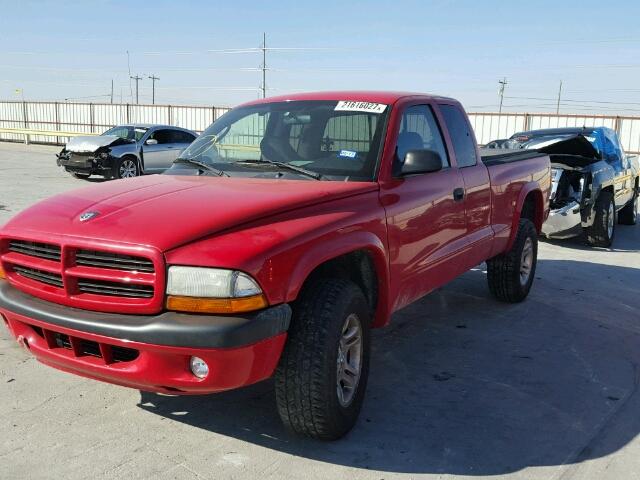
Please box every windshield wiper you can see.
[235,159,323,180]
[174,158,228,177]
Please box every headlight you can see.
[166,266,267,314]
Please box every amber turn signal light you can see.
[0,264,6,280]
[166,294,268,314]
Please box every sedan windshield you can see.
[103,126,148,142]
[174,100,389,181]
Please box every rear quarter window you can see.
[439,104,478,168]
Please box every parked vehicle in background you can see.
[487,127,639,247]
[56,124,198,180]
[1,91,550,440]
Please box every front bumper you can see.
[541,201,583,239]
[0,282,291,394]
[56,153,114,177]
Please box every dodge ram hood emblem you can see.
[79,211,100,222]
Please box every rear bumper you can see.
[0,282,290,394]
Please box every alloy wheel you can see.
[336,313,363,407]
[519,237,534,286]
[119,159,138,178]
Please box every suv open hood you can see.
[1,175,377,251]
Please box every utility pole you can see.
[556,80,563,114]
[261,32,267,99]
[148,75,160,104]
[110,79,114,104]
[130,75,142,104]
[498,77,508,114]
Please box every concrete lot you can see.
[1,142,640,480]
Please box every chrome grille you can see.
[9,240,61,262]
[77,278,154,298]
[76,249,155,273]
[13,266,63,288]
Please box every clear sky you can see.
[0,0,639,114]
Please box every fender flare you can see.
[284,231,391,328]
[506,182,543,251]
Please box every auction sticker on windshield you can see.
[335,101,387,113]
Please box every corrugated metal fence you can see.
[1,101,640,154]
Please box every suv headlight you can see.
[166,266,267,314]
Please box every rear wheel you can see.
[114,156,140,179]
[618,186,638,225]
[275,278,370,440]
[487,218,538,303]
[585,191,615,247]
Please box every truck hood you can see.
[65,135,132,153]
[529,135,601,168]
[2,175,377,251]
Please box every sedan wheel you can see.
[118,158,139,179]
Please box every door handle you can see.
[453,188,465,201]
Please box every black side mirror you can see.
[399,149,443,176]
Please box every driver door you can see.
[382,103,467,311]
[142,129,180,172]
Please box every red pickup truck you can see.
[0,91,550,439]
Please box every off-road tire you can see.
[275,278,371,440]
[487,218,538,303]
[618,187,638,225]
[71,172,91,180]
[585,191,615,247]
[114,156,140,179]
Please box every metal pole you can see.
[262,32,266,99]
[498,77,507,114]
[111,79,114,104]
[148,75,159,105]
[130,75,142,104]
[556,80,563,114]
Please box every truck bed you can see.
[480,148,546,166]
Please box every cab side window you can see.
[439,104,477,168]
[396,105,449,168]
[170,130,197,144]
[149,129,173,144]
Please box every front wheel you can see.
[487,218,538,303]
[275,278,371,440]
[114,156,140,179]
[585,191,615,247]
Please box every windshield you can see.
[174,100,390,181]
[103,126,148,142]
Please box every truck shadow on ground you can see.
[138,257,640,476]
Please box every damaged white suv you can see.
[56,124,197,180]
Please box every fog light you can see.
[190,356,209,379]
